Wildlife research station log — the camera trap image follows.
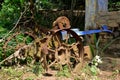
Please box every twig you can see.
[0,44,32,65]
[0,7,28,43]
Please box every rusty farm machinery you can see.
[0,16,112,73]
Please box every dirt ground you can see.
[98,57,120,80]
[21,56,120,80]
[97,39,120,80]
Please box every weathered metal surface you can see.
[1,16,85,74]
[52,16,71,30]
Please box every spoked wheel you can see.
[46,29,84,73]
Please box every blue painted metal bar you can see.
[71,25,112,36]
[61,25,112,40]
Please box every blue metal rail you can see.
[61,25,112,40]
[71,25,112,36]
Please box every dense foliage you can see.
[0,0,28,61]
[109,0,120,11]
[0,0,25,29]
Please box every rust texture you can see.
[1,16,88,74]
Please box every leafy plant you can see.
[56,65,71,77]
[0,42,4,61]
[89,34,120,56]
[109,0,120,11]
[0,0,25,30]
[2,67,23,78]
[0,0,27,61]
[89,55,102,76]
[79,55,102,80]
[32,62,44,76]
[35,0,56,10]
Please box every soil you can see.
[20,55,120,80]
[97,39,120,80]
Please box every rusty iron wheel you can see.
[46,29,84,73]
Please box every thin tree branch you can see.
[0,7,28,43]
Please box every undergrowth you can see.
[56,65,71,78]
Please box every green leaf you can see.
[0,26,6,32]
[89,44,95,57]
[20,0,24,5]
[101,37,120,52]
[93,34,97,45]
[90,66,98,76]
[4,0,10,3]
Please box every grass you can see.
[56,65,71,78]
[0,67,24,80]
[0,62,44,80]
[89,34,120,57]
[0,60,119,80]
